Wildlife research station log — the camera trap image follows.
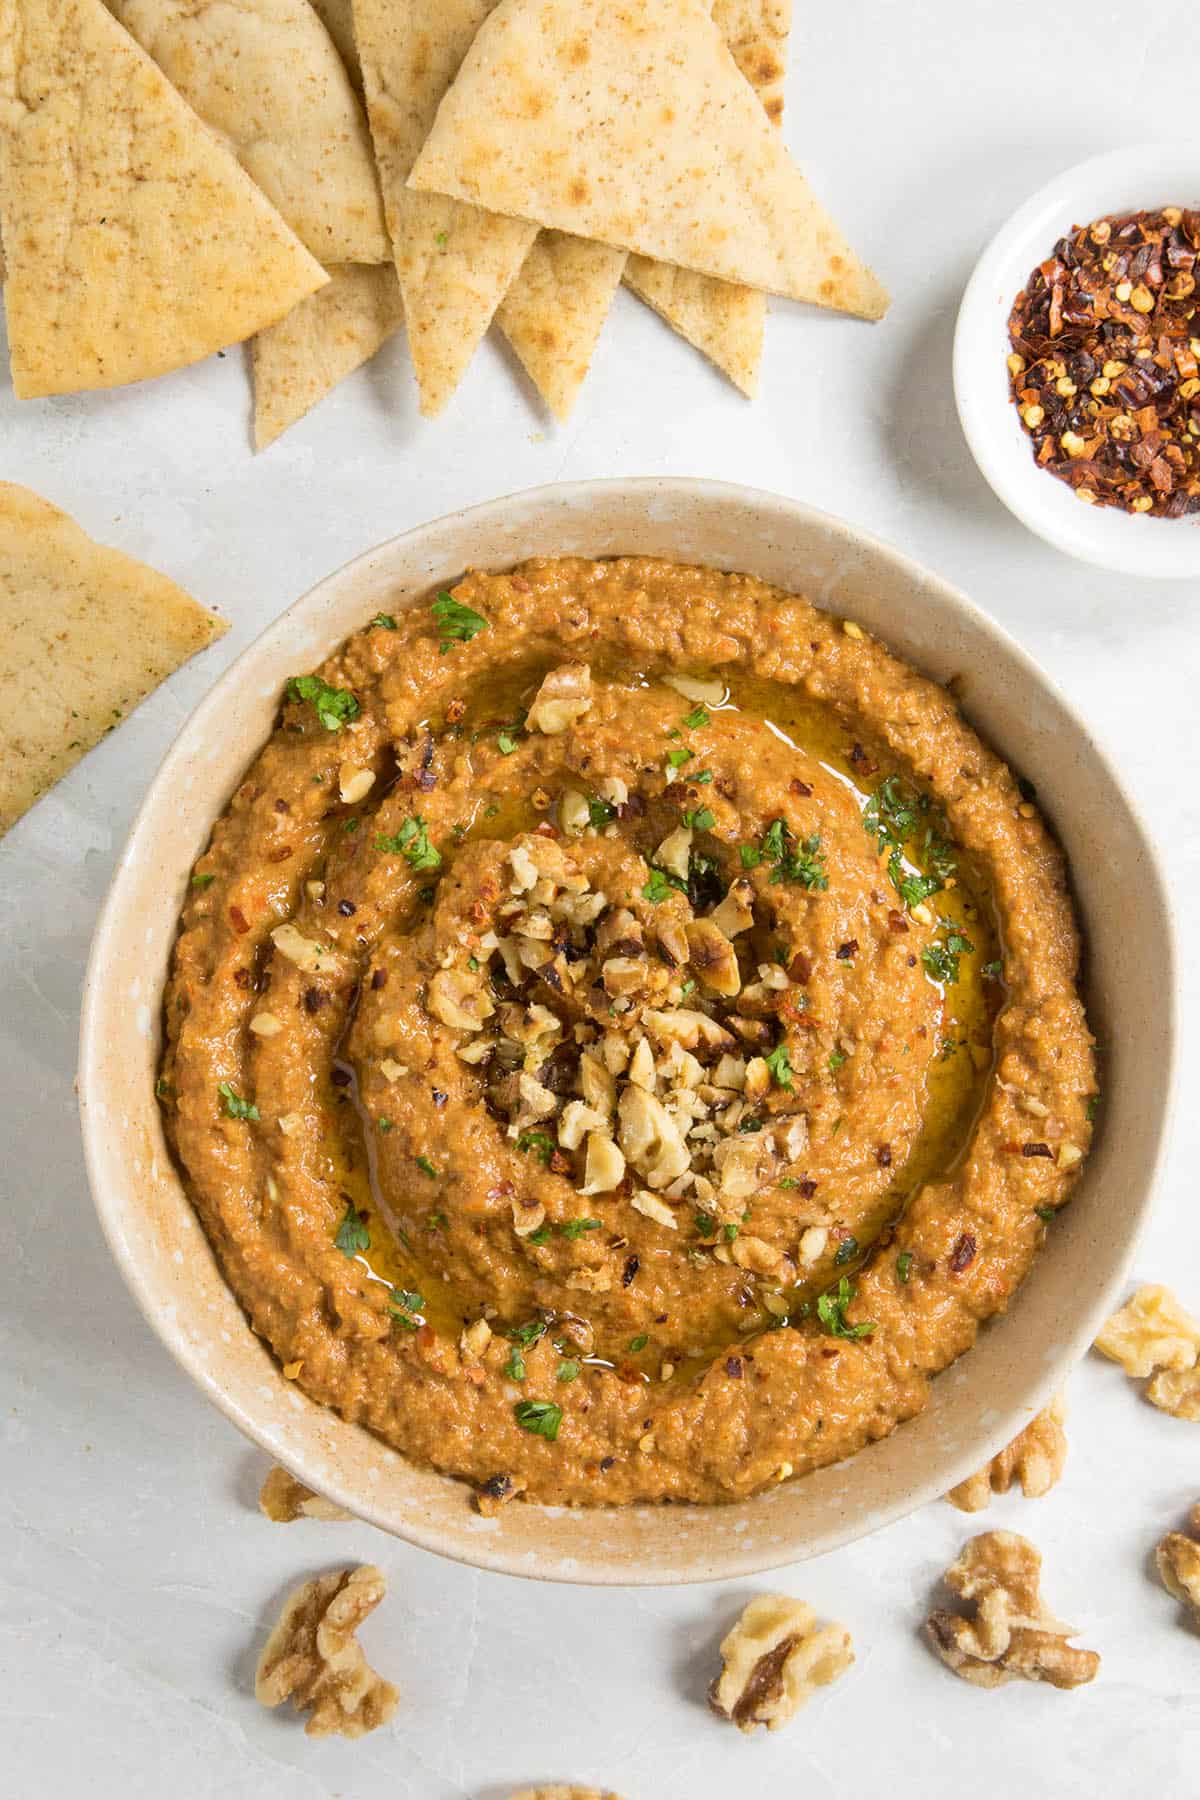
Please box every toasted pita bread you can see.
[107,0,387,266]
[354,0,536,417]
[253,262,403,448]
[624,0,790,395]
[496,233,625,422]
[309,0,362,91]
[409,0,887,316]
[0,483,227,834]
[0,0,327,398]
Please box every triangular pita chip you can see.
[0,482,227,834]
[624,0,791,395]
[409,0,888,316]
[354,0,536,417]
[107,0,387,265]
[253,262,403,448]
[0,0,327,399]
[496,233,625,421]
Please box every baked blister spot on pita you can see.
[623,0,791,396]
[107,0,388,265]
[253,262,404,449]
[407,0,888,317]
[354,0,536,417]
[0,0,328,398]
[0,482,227,834]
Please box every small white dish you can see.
[954,143,1200,579]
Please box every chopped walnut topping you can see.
[663,671,725,707]
[427,967,495,1031]
[258,1465,352,1523]
[460,1318,493,1361]
[254,1566,399,1737]
[270,922,340,976]
[946,1394,1067,1512]
[1155,1502,1200,1625]
[1146,1365,1200,1421]
[708,1594,854,1733]
[686,918,741,996]
[1095,1284,1200,1378]
[924,1531,1099,1690]
[473,1471,527,1516]
[527,662,593,734]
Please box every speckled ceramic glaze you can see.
[77,479,1176,1584]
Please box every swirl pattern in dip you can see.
[159,558,1096,1506]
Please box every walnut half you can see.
[254,1565,399,1738]
[1155,1501,1200,1628]
[258,1464,352,1523]
[946,1394,1067,1513]
[925,1531,1099,1690]
[1094,1283,1200,1421]
[708,1594,854,1733]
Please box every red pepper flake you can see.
[787,950,813,984]
[510,574,531,593]
[1008,207,1200,518]
[229,904,250,934]
[725,1355,744,1379]
[1022,1142,1053,1159]
[232,967,251,990]
[887,910,909,934]
[789,778,814,797]
[445,698,466,724]
[796,1177,818,1198]
[371,967,387,989]
[622,1254,640,1287]
[876,1144,892,1168]
[836,939,859,960]
[949,1231,977,1273]
[534,820,559,838]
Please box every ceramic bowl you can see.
[954,143,1200,578]
[78,478,1176,1584]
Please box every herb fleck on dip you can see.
[1007,207,1200,518]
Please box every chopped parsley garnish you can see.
[864,775,957,911]
[889,856,941,909]
[467,955,479,972]
[588,796,617,827]
[559,1216,602,1240]
[285,673,361,732]
[816,1275,876,1339]
[217,1081,259,1122]
[435,229,448,248]
[526,1225,551,1244]
[343,816,359,832]
[556,1359,581,1383]
[190,872,215,889]
[155,1077,173,1100]
[722,1222,739,1242]
[694,1211,716,1236]
[375,815,442,871]
[741,817,827,890]
[427,1211,448,1229]
[834,1235,859,1266]
[388,1288,424,1330]
[642,866,684,904]
[682,806,715,831]
[497,730,519,755]
[516,1129,555,1164]
[431,590,489,651]
[514,1399,562,1440]
[982,959,1003,980]
[666,746,693,768]
[507,1321,548,1350]
[693,769,714,784]
[683,704,710,729]
[415,1155,439,1178]
[377,1118,393,1133]
[334,1201,370,1258]
[1086,1093,1101,1122]
[764,1042,793,1091]
[679,978,696,1000]
[863,774,920,851]
[1035,1204,1056,1223]
[370,613,398,630]
[504,1346,526,1380]
[629,1334,649,1352]
[921,929,975,986]
[828,1047,847,1074]
[896,1251,914,1283]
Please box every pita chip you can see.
[624,0,791,396]
[253,262,403,449]
[0,483,227,835]
[107,0,388,266]
[353,0,536,417]
[309,0,363,92]
[0,0,327,399]
[408,0,888,317]
[497,233,626,421]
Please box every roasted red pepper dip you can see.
[1007,207,1200,518]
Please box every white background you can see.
[2,6,1198,1795]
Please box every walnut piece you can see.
[925,1530,1099,1690]
[946,1394,1067,1512]
[526,661,593,734]
[1155,1502,1200,1625]
[254,1565,399,1738]
[508,1789,625,1800]
[1146,1365,1200,1421]
[708,1594,854,1733]
[258,1464,352,1523]
[1094,1283,1200,1378]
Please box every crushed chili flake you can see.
[948,1230,977,1273]
[1008,207,1200,518]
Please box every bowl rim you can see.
[78,476,1179,1583]
[953,141,1200,579]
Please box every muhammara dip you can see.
[159,558,1096,1506]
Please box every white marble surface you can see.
[2,6,1199,1794]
